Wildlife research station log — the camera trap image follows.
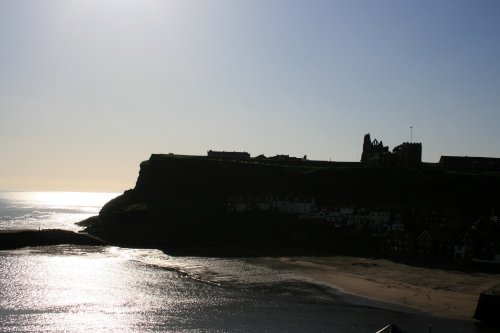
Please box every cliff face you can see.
[83,154,500,251]
[86,154,322,247]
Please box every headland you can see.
[80,135,500,263]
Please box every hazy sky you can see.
[1,0,499,191]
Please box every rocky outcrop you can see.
[0,229,105,250]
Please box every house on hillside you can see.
[272,197,316,214]
[416,231,434,256]
[381,230,415,256]
[227,196,316,215]
[454,232,475,260]
[475,236,500,263]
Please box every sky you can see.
[1,0,499,192]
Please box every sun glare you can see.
[30,192,119,209]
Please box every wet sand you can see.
[250,256,500,320]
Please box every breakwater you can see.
[0,229,106,250]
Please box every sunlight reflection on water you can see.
[8,192,118,210]
[1,246,271,332]
[0,191,119,231]
[0,246,487,333]
[2,252,133,331]
[0,192,118,210]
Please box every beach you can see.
[250,256,500,320]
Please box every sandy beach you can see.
[250,256,500,320]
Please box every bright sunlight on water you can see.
[0,191,119,231]
[4,192,118,211]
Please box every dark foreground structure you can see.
[474,284,500,323]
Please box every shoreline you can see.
[248,256,500,321]
[2,228,498,322]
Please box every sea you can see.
[0,191,493,332]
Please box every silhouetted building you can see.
[269,154,306,162]
[392,142,422,167]
[361,134,391,167]
[207,150,250,160]
[439,156,500,172]
[361,134,422,167]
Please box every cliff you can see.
[82,154,500,254]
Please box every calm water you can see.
[0,192,491,332]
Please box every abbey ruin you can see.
[361,133,422,167]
